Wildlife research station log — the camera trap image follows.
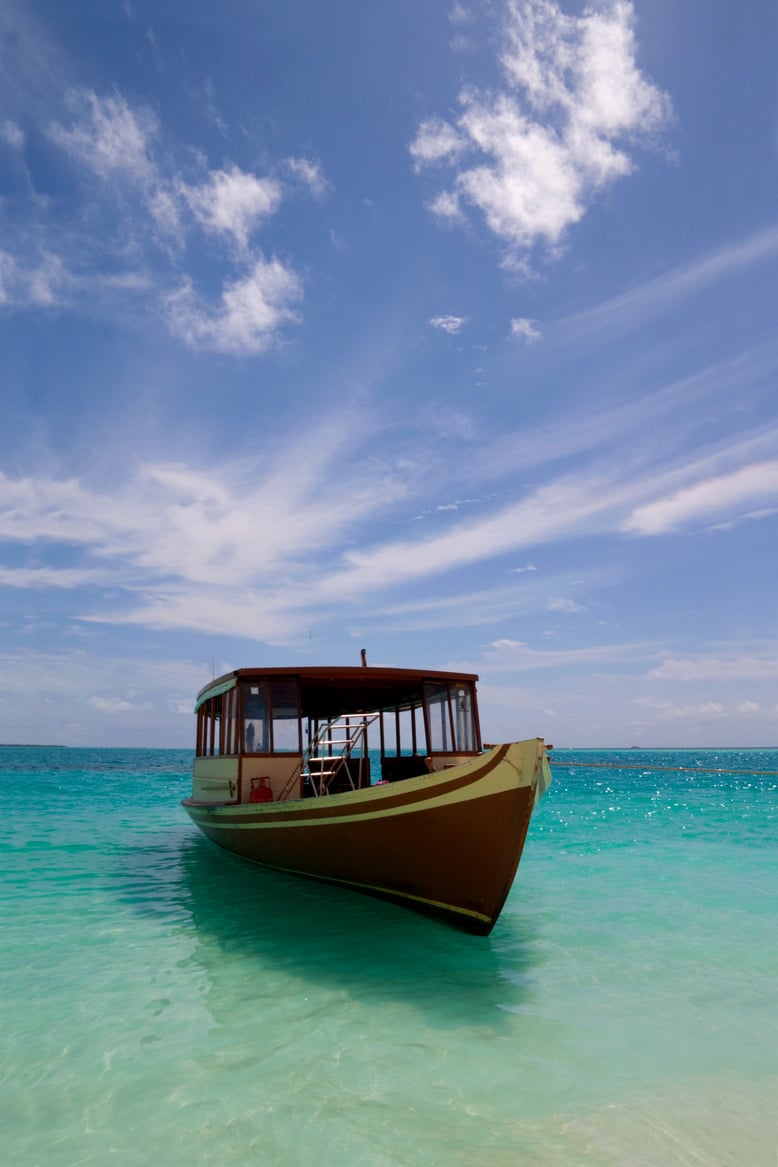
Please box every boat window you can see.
[196,695,222,756]
[424,681,478,753]
[241,679,301,753]
[243,682,270,752]
[425,683,452,751]
[225,687,238,755]
[453,685,477,752]
[269,680,301,753]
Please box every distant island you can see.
[0,743,68,748]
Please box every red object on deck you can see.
[249,778,273,803]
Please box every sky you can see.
[0,0,776,748]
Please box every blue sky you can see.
[1,0,776,747]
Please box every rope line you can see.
[549,760,778,777]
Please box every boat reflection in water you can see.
[183,662,551,935]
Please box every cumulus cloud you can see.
[411,0,670,264]
[165,257,303,355]
[180,165,283,251]
[430,314,467,333]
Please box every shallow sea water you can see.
[1,746,776,1166]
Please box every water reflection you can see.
[124,829,546,1030]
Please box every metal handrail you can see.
[304,714,378,796]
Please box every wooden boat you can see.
[182,664,551,935]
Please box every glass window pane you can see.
[242,682,270,752]
[424,682,451,752]
[270,681,300,753]
[454,685,476,751]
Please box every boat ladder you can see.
[303,715,377,796]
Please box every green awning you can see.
[194,676,237,712]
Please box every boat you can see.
[182,663,551,935]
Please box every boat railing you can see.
[301,714,378,797]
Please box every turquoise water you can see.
[2,747,776,1166]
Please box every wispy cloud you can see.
[0,119,24,149]
[3,362,775,643]
[0,649,207,745]
[0,249,69,308]
[0,566,109,588]
[509,316,541,342]
[562,225,778,338]
[624,460,778,535]
[411,0,670,266]
[282,156,331,199]
[48,89,158,184]
[633,697,727,722]
[4,81,329,353]
[547,596,586,613]
[648,647,778,681]
[429,314,467,334]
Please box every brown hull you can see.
[183,741,548,934]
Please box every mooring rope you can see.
[549,760,778,777]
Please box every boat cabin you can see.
[192,666,482,805]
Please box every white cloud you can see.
[0,250,16,304]
[0,119,24,149]
[48,89,157,184]
[510,316,541,342]
[0,410,411,642]
[633,697,727,721]
[563,225,778,338]
[449,3,473,25]
[283,156,330,199]
[0,248,69,308]
[165,257,302,354]
[0,566,106,588]
[15,84,331,356]
[547,596,586,613]
[428,190,466,223]
[410,118,467,169]
[625,461,778,535]
[429,314,467,334]
[648,650,778,681]
[89,695,151,713]
[736,701,763,715]
[180,165,283,251]
[0,650,207,746]
[411,0,670,263]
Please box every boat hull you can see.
[183,739,549,935]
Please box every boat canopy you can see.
[194,666,482,761]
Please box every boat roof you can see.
[195,666,479,719]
